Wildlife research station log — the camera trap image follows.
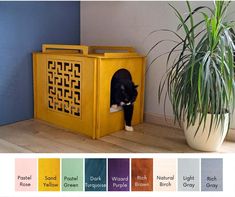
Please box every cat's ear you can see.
[134,85,138,89]
[121,84,125,90]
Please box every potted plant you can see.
[150,1,235,151]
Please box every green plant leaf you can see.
[150,0,235,139]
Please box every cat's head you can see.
[119,80,138,105]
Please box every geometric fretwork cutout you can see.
[47,59,81,117]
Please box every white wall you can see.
[81,1,235,124]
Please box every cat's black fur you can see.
[111,69,138,127]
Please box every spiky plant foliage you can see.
[151,1,235,137]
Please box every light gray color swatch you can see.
[178,158,200,191]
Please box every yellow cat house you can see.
[33,44,145,139]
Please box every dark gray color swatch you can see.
[201,158,223,191]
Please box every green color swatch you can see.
[62,159,83,191]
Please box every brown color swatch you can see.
[131,158,153,191]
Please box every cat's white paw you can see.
[125,125,134,131]
[111,104,118,109]
[110,105,122,112]
[120,102,125,106]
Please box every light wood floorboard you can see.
[0,119,234,153]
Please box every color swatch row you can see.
[15,158,223,192]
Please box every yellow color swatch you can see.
[38,158,60,191]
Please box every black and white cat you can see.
[110,69,138,131]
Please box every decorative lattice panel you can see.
[47,60,81,117]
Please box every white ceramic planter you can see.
[183,113,229,152]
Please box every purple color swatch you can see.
[108,159,130,191]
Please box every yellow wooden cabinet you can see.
[33,44,145,139]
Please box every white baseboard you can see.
[144,112,235,142]
[227,128,235,141]
[144,112,181,129]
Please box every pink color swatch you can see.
[15,158,37,191]
[154,158,176,191]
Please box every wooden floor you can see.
[0,119,234,153]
